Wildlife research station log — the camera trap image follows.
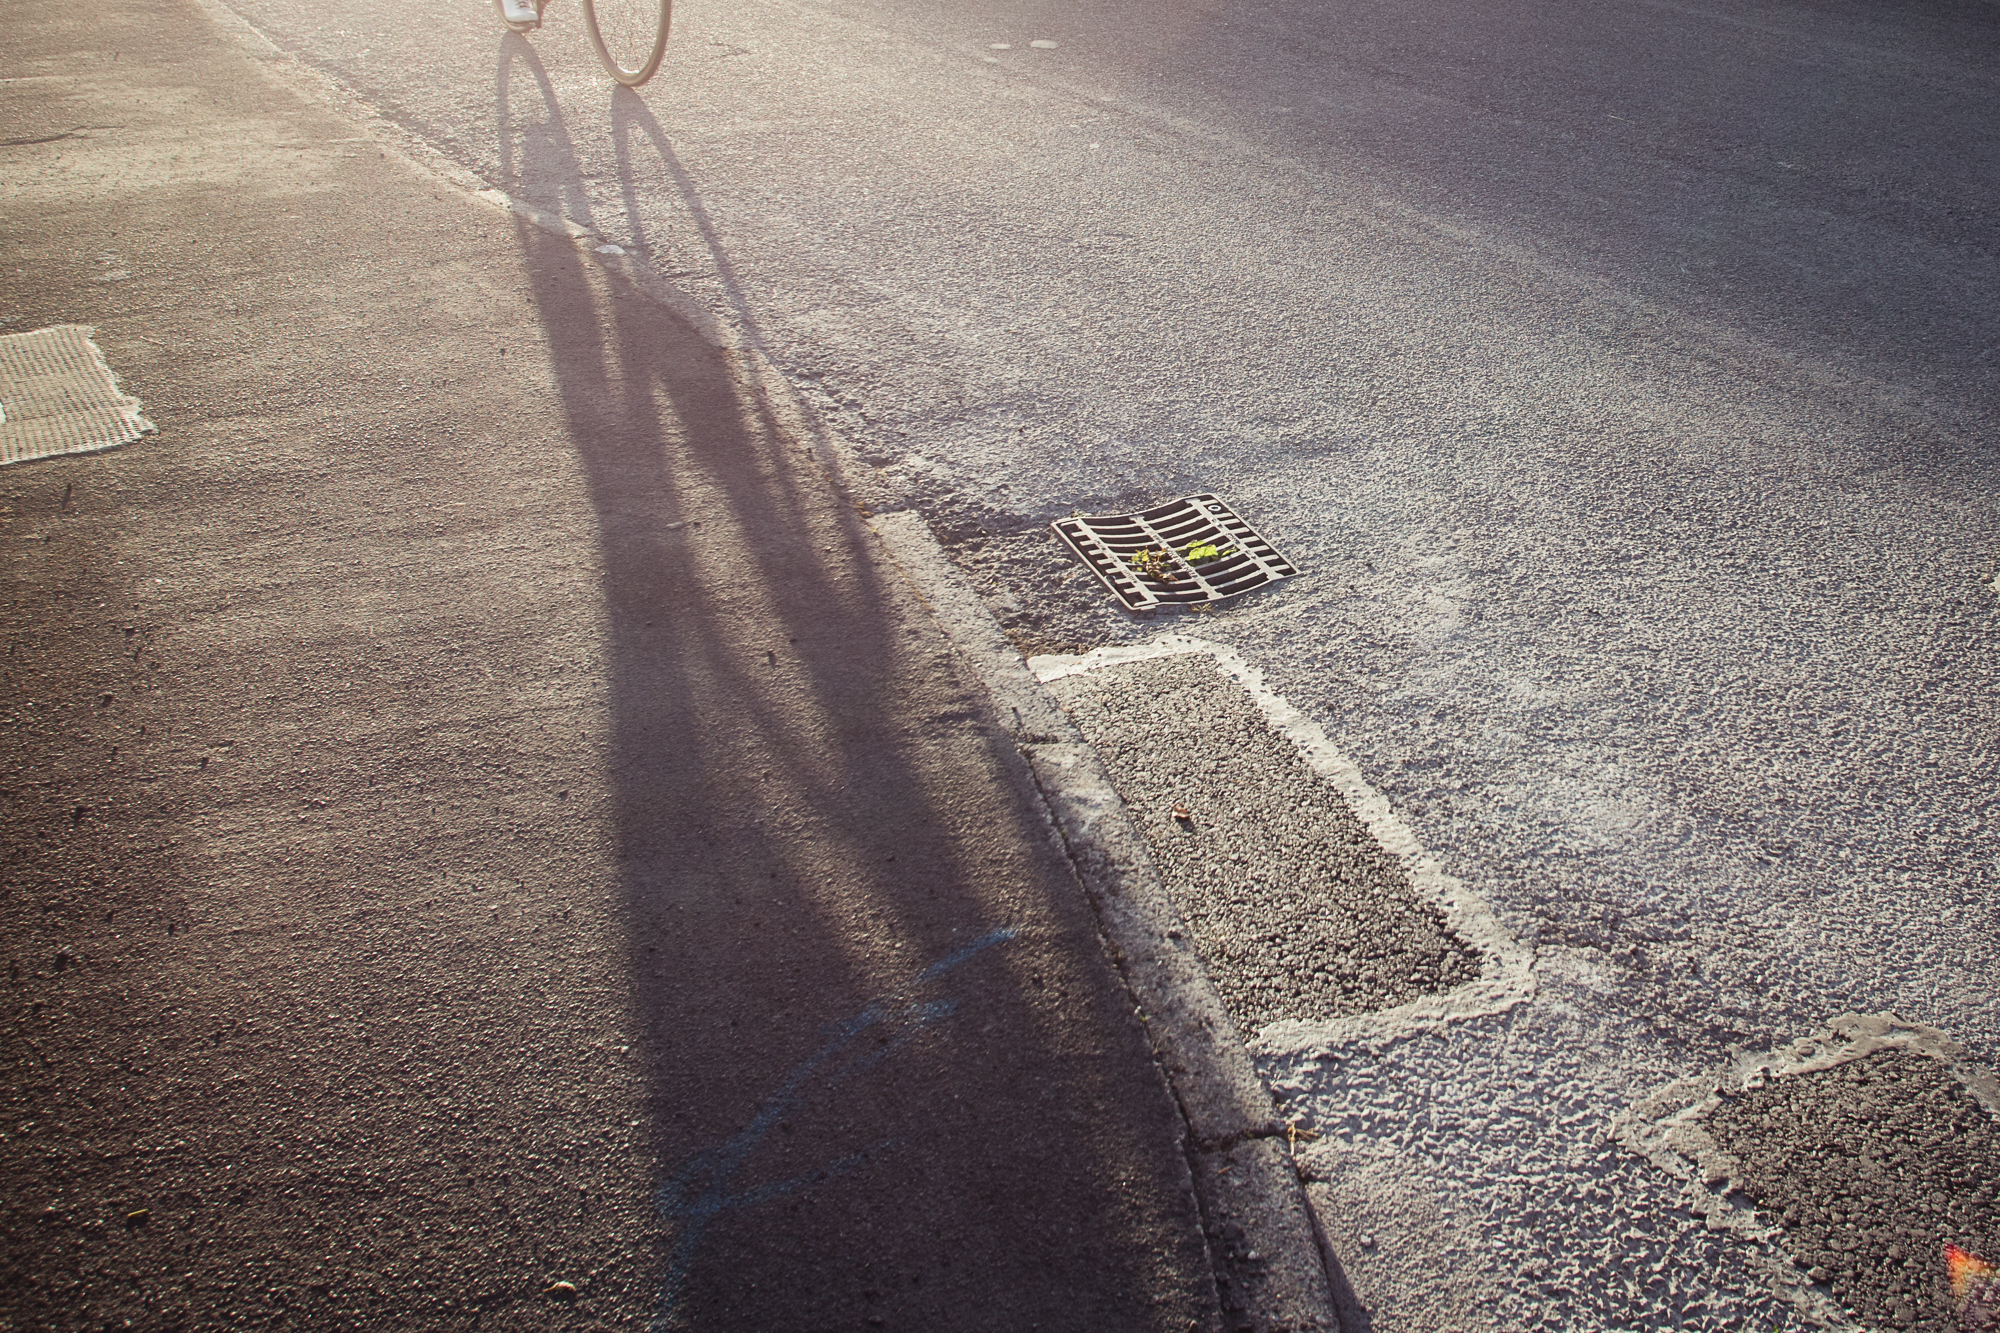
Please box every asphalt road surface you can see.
[115,0,2000,1326]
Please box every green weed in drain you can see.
[1184,540,1231,564]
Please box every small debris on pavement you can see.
[1704,1046,2000,1328]
[543,1280,578,1299]
[0,324,156,466]
[1131,547,1177,583]
[1950,1243,1998,1331]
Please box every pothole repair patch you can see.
[1619,1013,2000,1332]
[1037,642,1490,1030]
[0,324,155,465]
[1708,1049,1999,1332]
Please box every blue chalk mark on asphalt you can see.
[649,927,1018,1330]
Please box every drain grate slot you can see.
[1052,494,1298,610]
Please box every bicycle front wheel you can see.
[581,0,672,86]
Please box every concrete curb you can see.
[187,5,1339,1325]
[870,516,1341,1333]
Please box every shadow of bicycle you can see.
[488,35,1217,1333]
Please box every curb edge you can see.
[871,511,1342,1333]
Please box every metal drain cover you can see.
[1052,494,1298,611]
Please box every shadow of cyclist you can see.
[489,36,1217,1332]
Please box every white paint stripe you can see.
[1031,633,1536,1050]
[1027,636,1206,681]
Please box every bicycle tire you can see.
[581,0,672,87]
[493,0,540,33]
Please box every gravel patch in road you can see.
[1045,651,1479,1028]
[1702,1048,2000,1332]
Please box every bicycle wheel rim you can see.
[582,0,672,86]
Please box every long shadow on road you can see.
[492,38,1215,1331]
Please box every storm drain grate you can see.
[0,325,154,466]
[1052,493,1298,610]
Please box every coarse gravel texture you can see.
[1045,652,1480,1029]
[1702,1049,2000,1333]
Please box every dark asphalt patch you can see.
[1045,651,1479,1029]
[1702,1048,2000,1332]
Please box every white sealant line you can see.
[180,9,1990,1324]
[1614,1011,2000,1333]
[1030,634,1536,1053]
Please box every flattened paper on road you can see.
[1053,493,1297,610]
[0,324,154,465]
